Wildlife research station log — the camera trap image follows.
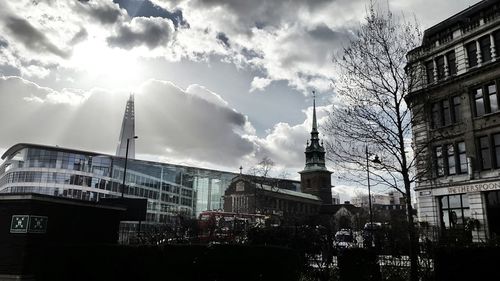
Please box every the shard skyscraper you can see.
[116,94,136,159]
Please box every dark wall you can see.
[35,244,300,281]
[0,194,124,275]
[434,246,500,281]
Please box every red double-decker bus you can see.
[197,211,266,243]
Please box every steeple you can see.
[303,92,326,171]
[116,94,136,159]
[312,92,318,136]
[299,91,332,205]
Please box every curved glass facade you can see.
[0,144,237,222]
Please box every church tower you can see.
[299,94,332,205]
[116,94,136,159]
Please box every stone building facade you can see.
[223,176,321,225]
[406,0,500,242]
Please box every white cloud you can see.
[21,65,50,79]
[186,84,228,107]
[0,75,337,183]
[333,185,366,203]
[250,77,272,92]
[0,76,257,168]
[107,17,175,50]
[250,102,334,176]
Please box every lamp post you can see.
[121,136,138,198]
[365,145,381,247]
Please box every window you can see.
[436,56,445,80]
[479,136,492,170]
[442,100,451,126]
[458,142,468,173]
[440,194,470,229]
[494,30,500,57]
[435,146,444,176]
[447,145,456,175]
[431,103,441,128]
[488,83,498,112]
[426,60,435,84]
[452,96,461,123]
[434,142,468,176]
[447,51,457,76]
[431,95,461,128]
[466,41,478,67]
[474,87,486,116]
[473,82,499,116]
[494,133,500,168]
[479,35,492,63]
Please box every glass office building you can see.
[0,143,241,222]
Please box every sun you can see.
[70,37,142,90]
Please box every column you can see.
[490,33,497,61]
[464,44,470,69]
[476,40,482,65]
[444,54,449,78]
[433,59,438,82]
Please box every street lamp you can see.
[121,136,138,198]
[365,145,381,247]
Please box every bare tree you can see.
[246,156,282,191]
[323,3,423,281]
[247,156,275,179]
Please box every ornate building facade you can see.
[406,0,500,242]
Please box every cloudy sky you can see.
[0,0,480,201]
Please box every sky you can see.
[0,0,481,202]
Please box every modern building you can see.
[406,0,500,242]
[116,94,136,159]
[352,192,405,210]
[0,96,302,228]
[0,143,238,222]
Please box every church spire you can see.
[311,91,319,139]
[312,91,317,131]
[116,94,136,159]
[299,90,332,205]
[303,91,326,171]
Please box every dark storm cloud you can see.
[308,24,344,42]
[0,76,254,167]
[241,47,263,60]
[114,0,189,28]
[0,37,8,48]
[191,0,332,28]
[216,32,230,48]
[0,65,21,77]
[69,28,88,45]
[137,80,254,165]
[4,16,70,58]
[107,17,174,49]
[75,1,123,25]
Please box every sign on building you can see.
[10,215,48,234]
[10,215,29,233]
[28,216,48,233]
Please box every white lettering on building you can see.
[447,182,500,194]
